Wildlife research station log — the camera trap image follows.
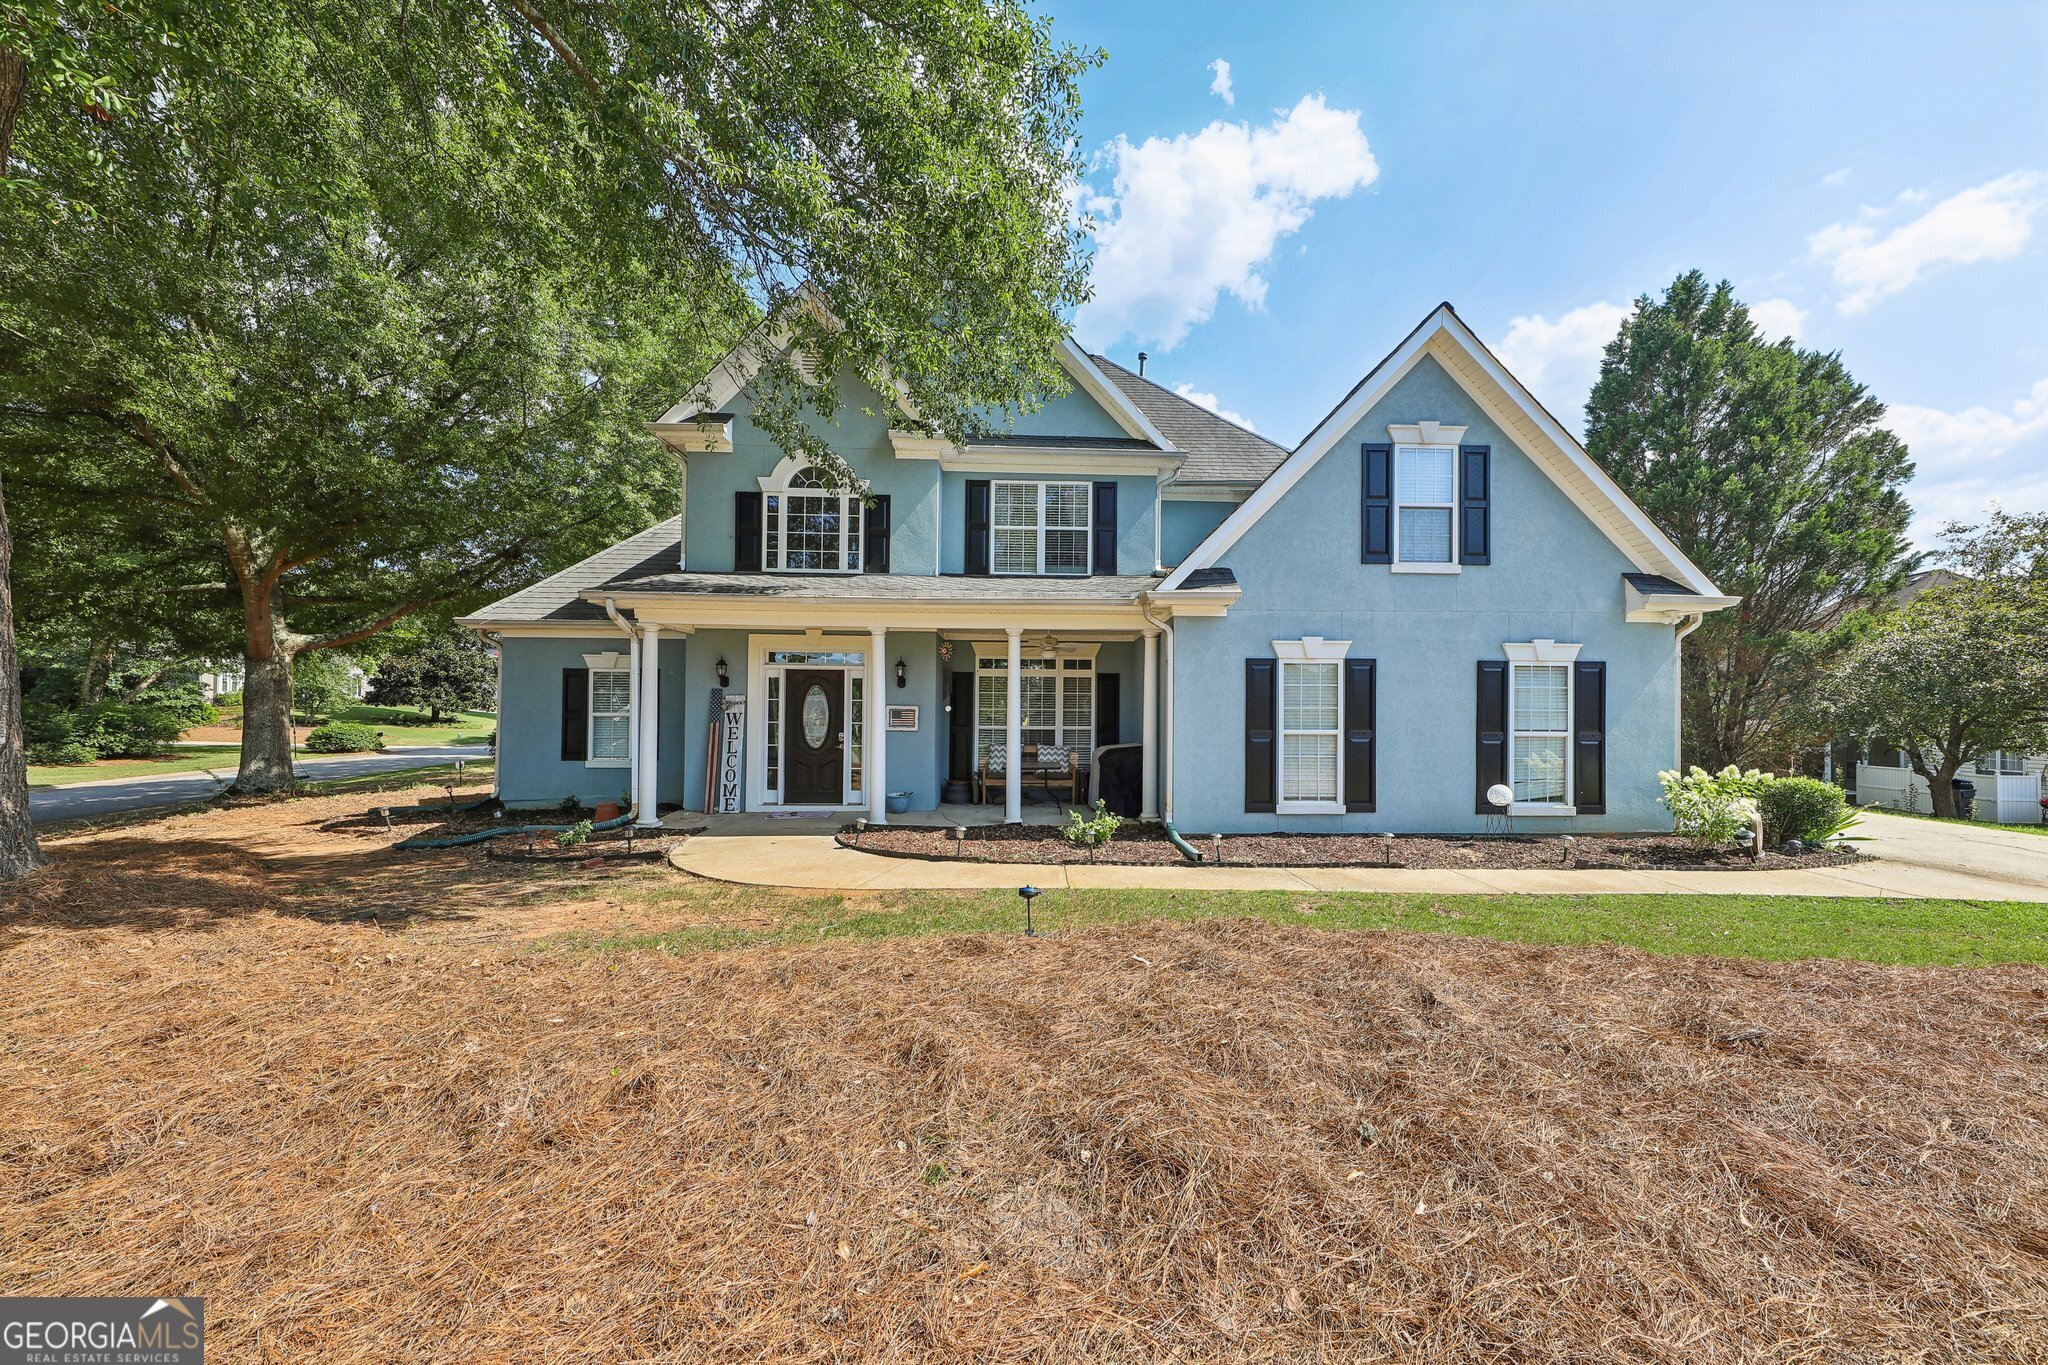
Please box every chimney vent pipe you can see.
[1137,351,1148,378]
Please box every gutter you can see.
[602,597,644,821]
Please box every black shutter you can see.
[948,672,975,781]
[1574,660,1606,814]
[1475,659,1508,813]
[964,479,991,575]
[734,491,762,571]
[1344,658,1376,813]
[1091,480,1118,574]
[1245,658,1276,813]
[1459,445,1491,566]
[863,495,891,573]
[1095,673,1121,748]
[1362,443,1393,564]
[560,667,588,762]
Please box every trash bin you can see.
[1950,777,1976,820]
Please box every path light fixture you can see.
[953,825,968,858]
[715,656,730,688]
[895,657,907,689]
[1017,884,1042,937]
[854,817,867,847]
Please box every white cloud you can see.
[1810,171,2046,313]
[1173,380,1255,431]
[1075,94,1379,352]
[1820,167,1852,187]
[1888,377,2048,544]
[1747,296,1806,342]
[1492,301,1630,432]
[1208,59,1234,107]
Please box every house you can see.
[458,303,1736,833]
[1850,571,2048,824]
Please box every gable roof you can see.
[457,518,681,626]
[1090,356,1289,486]
[1157,303,1726,598]
[649,298,1175,453]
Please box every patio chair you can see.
[1037,743,1083,804]
[978,742,1008,806]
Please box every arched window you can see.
[763,463,861,572]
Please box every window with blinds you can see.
[1279,659,1341,804]
[975,656,1094,761]
[1510,663,1570,803]
[1395,445,1455,564]
[589,669,632,761]
[992,481,1091,575]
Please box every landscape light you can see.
[1017,884,1042,937]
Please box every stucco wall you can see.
[1161,498,1232,568]
[496,633,688,809]
[1167,354,1680,834]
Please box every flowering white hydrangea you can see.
[1658,765,1770,849]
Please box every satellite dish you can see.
[1486,783,1514,809]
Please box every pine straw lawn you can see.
[5,791,2048,1359]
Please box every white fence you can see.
[1856,762,2046,824]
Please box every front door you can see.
[782,669,845,805]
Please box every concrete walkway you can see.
[666,810,2048,901]
[29,745,492,824]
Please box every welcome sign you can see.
[715,696,745,813]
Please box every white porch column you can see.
[634,623,662,826]
[1004,626,1023,824]
[1140,627,1161,819]
[625,631,641,809]
[867,626,889,824]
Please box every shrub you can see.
[1061,799,1123,851]
[1760,775,1852,845]
[80,701,186,758]
[28,737,98,766]
[555,818,594,847]
[304,721,385,753]
[1658,765,1769,849]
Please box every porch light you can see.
[715,655,730,688]
[894,657,907,689]
[1017,884,1042,937]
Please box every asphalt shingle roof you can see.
[1622,573,1700,597]
[1090,355,1289,486]
[459,518,682,625]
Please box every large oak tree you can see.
[1,0,1095,812]
[1584,271,1916,770]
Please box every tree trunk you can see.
[0,468,49,880]
[231,586,299,794]
[1926,759,1963,819]
[79,642,116,707]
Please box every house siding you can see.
[1161,498,1233,568]
[1167,354,1680,834]
[496,633,688,809]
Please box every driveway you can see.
[1844,809,2048,892]
[29,746,492,824]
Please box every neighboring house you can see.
[458,303,1736,832]
[198,662,244,700]
[1851,573,2048,823]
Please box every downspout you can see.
[602,596,644,821]
[1140,596,1200,862]
[1672,612,1703,769]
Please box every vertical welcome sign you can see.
[715,696,745,812]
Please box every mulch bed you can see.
[320,804,692,863]
[841,822,1861,870]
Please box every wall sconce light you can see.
[894,657,907,689]
[715,655,730,688]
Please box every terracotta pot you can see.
[593,801,621,822]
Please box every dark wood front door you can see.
[782,669,844,805]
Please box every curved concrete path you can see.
[29,745,491,824]
[667,811,2048,901]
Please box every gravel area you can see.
[841,823,1861,870]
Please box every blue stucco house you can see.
[459,303,1736,833]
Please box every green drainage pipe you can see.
[395,811,635,850]
[1162,821,1205,863]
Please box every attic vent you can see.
[1137,351,1148,378]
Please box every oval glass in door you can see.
[800,684,830,748]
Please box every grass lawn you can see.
[1867,805,2048,835]
[27,744,242,789]
[324,704,495,746]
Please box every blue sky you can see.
[1045,0,2048,544]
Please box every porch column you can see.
[634,623,662,826]
[1140,627,1160,819]
[1004,626,1023,824]
[625,630,641,810]
[867,626,889,824]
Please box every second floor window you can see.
[994,480,1090,575]
[766,467,860,572]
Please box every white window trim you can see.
[1503,639,1579,814]
[744,634,870,810]
[1273,636,1351,814]
[582,651,633,769]
[971,644,1097,766]
[757,457,866,574]
[991,479,1092,576]
[1977,750,2029,776]
[1391,441,1461,574]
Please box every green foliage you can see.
[23,697,185,763]
[1658,765,1767,849]
[555,819,595,848]
[291,653,357,724]
[1821,512,2048,817]
[303,721,384,754]
[1585,272,1914,769]
[366,629,494,722]
[1061,799,1124,849]
[1759,776,1851,845]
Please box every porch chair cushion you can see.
[1037,743,1070,769]
[985,742,1007,772]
